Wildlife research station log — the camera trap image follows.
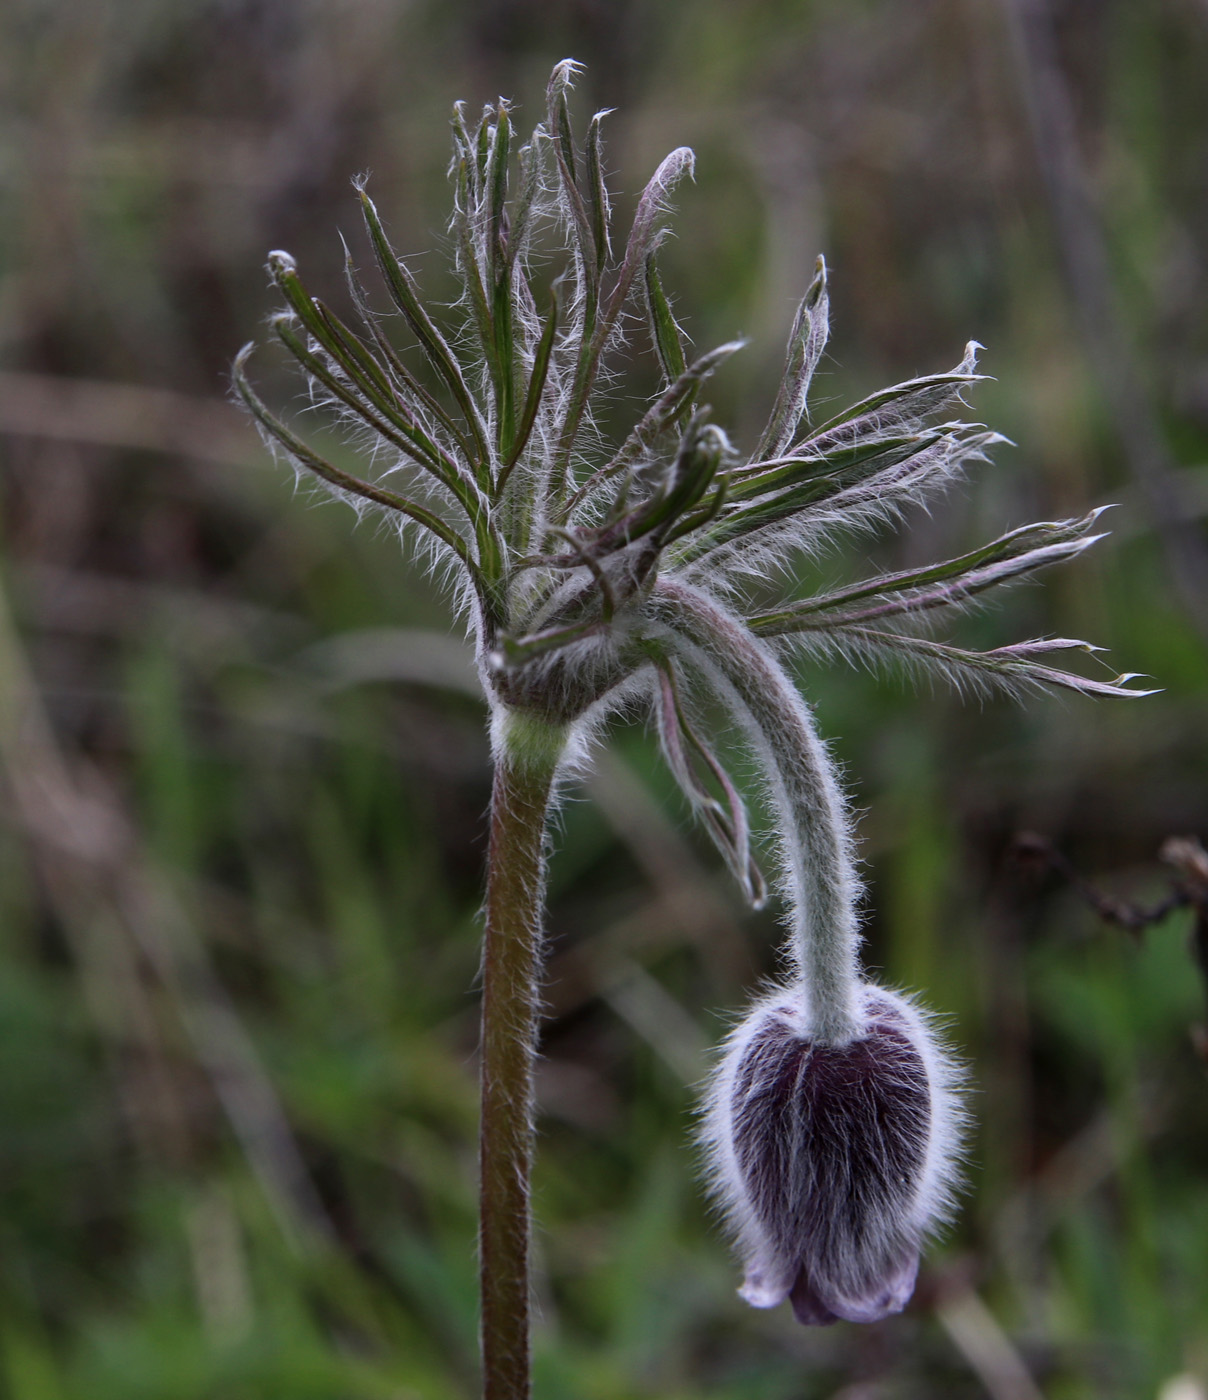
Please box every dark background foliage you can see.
[2,1,1207,1396]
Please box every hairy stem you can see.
[479,711,567,1400]
[653,578,862,1045]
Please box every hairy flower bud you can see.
[702,983,963,1325]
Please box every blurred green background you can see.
[2,1,1208,1396]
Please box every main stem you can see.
[479,710,567,1400]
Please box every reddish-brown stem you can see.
[479,714,566,1400]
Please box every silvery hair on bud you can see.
[700,981,965,1325]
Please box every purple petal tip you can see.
[790,1248,919,1326]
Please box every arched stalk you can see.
[653,577,863,1046]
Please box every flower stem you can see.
[479,711,567,1400]
[654,578,862,1046]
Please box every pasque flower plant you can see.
[236,60,1148,1399]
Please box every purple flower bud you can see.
[702,983,963,1326]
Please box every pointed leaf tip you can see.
[1075,532,1110,552]
[669,145,696,180]
[993,638,1107,658]
[805,255,828,307]
[267,249,297,279]
[549,57,585,90]
[1112,673,1162,694]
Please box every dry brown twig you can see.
[1010,831,1208,1065]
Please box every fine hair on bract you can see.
[235,58,1150,1356]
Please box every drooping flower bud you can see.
[702,983,963,1326]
